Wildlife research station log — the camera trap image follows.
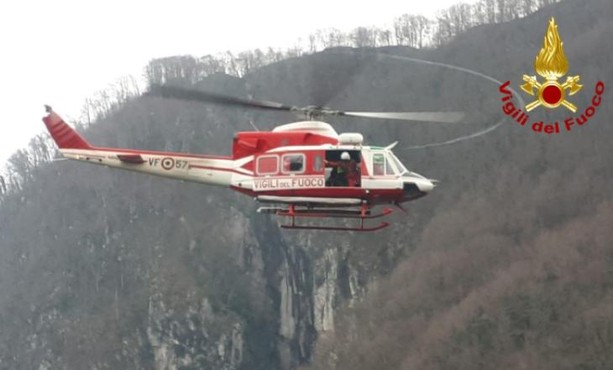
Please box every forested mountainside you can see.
[311,0,613,369]
[1,0,612,369]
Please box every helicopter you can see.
[42,85,463,231]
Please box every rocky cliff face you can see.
[0,146,396,369]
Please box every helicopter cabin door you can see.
[324,150,361,187]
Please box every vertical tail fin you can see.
[42,105,92,150]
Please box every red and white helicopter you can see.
[43,85,462,231]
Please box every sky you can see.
[0,0,478,173]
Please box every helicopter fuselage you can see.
[44,111,434,230]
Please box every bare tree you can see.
[265,47,284,63]
[433,10,454,46]
[394,14,431,48]
[520,0,536,15]
[448,3,473,35]
[394,14,411,46]
[375,29,393,47]
[472,0,488,25]
[415,15,431,48]
[113,76,140,105]
[7,149,32,189]
[308,34,319,53]
[505,0,523,20]
[536,0,558,7]
[350,27,377,47]
[484,0,497,24]
[497,0,507,22]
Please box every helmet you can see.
[340,151,350,160]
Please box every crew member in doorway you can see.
[327,151,360,187]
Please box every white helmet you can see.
[340,151,350,160]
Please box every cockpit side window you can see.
[372,151,399,176]
[373,153,385,176]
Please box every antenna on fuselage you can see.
[248,119,259,131]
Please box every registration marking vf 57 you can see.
[148,157,188,170]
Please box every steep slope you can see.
[311,1,613,369]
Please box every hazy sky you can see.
[0,0,477,172]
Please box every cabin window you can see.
[313,155,324,172]
[281,154,305,174]
[257,155,279,175]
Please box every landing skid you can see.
[258,205,393,232]
[280,222,390,232]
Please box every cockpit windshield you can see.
[389,151,408,175]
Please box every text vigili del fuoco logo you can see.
[499,17,605,134]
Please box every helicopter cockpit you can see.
[363,147,410,177]
[323,145,425,187]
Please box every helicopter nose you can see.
[414,178,435,193]
[402,177,434,201]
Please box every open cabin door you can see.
[324,150,361,187]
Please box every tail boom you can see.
[60,148,236,186]
[43,107,239,187]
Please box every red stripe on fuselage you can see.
[189,164,250,175]
[231,186,405,205]
[93,147,232,160]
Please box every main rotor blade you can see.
[147,85,464,123]
[148,85,297,112]
[340,111,465,123]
